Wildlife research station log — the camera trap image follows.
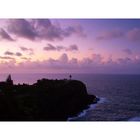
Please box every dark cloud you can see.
[44,43,78,52]
[15,52,22,56]
[0,28,14,41]
[0,56,15,60]
[20,46,34,55]
[20,46,30,51]
[56,46,65,51]
[43,44,65,51]
[5,51,14,56]
[44,43,57,51]
[21,57,31,60]
[96,29,124,40]
[6,19,86,41]
[123,48,133,55]
[32,19,63,41]
[66,44,78,51]
[7,19,37,40]
[62,25,86,37]
[31,19,86,41]
[31,19,52,28]
[4,51,22,57]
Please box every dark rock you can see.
[0,78,98,121]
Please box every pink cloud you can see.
[127,28,140,41]
[0,53,140,74]
[123,48,133,55]
[96,29,124,40]
[117,57,132,64]
[0,56,15,60]
[66,44,78,51]
[91,53,103,63]
[59,53,68,63]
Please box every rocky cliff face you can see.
[0,79,98,121]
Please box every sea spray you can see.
[67,97,107,121]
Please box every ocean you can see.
[1,73,140,121]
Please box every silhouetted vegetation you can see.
[0,76,98,121]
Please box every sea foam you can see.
[67,97,107,121]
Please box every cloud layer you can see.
[43,43,78,51]
[0,28,14,41]
[96,28,140,42]
[0,52,140,74]
[4,51,22,57]
[123,48,133,55]
[20,46,34,55]
[96,29,124,40]
[127,28,140,41]
[6,19,85,41]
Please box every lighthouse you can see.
[69,74,72,80]
[6,74,13,85]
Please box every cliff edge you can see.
[0,78,98,121]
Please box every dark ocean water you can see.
[1,73,140,121]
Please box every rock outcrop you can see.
[0,78,98,121]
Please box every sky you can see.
[0,19,140,74]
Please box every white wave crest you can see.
[67,97,107,121]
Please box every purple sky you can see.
[0,19,140,74]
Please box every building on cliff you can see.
[0,74,13,86]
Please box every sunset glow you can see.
[0,19,140,73]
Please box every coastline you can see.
[0,76,97,121]
[67,97,106,121]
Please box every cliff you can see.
[0,79,98,121]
